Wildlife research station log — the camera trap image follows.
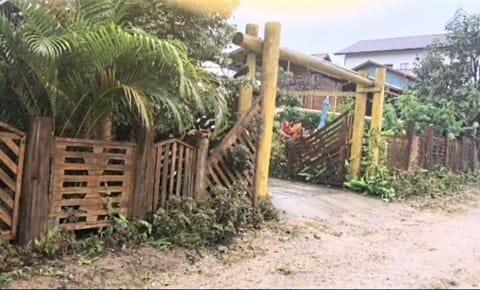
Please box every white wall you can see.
[343,49,425,71]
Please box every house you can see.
[335,34,446,72]
[229,48,345,111]
[351,60,416,92]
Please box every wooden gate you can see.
[207,102,262,196]
[153,139,197,209]
[286,112,353,186]
[50,138,135,230]
[0,122,26,239]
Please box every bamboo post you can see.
[130,126,155,221]
[369,67,387,166]
[237,23,259,116]
[253,22,281,200]
[350,71,369,180]
[233,32,375,87]
[194,135,210,200]
[17,117,54,245]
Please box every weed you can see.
[276,266,293,276]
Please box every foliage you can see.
[225,145,252,172]
[407,9,480,137]
[276,107,321,132]
[344,129,396,200]
[276,95,302,108]
[391,93,462,137]
[0,0,226,137]
[0,238,25,273]
[32,227,75,258]
[390,168,467,200]
[269,133,288,179]
[297,166,327,184]
[131,0,238,64]
[152,183,278,248]
[98,215,152,250]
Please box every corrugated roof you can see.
[335,34,446,55]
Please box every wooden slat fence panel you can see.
[207,102,262,196]
[286,112,353,186]
[50,138,135,231]
[0,122,25,240]
[385,136,409,171]
[153,139,196,209]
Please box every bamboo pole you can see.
[369,67,387,165]
[233,33,375,87]
[277,90,356,98]
[254,22,281,200]
[350,71,369,179]
[237,24,259,116]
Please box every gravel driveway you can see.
[8,183,480,289]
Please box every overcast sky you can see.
[229,0,480,65]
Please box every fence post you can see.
[350,71,369,179]
[194,136,210,200]
[237,23,259,117]
[405,121,416,170]
[130,126,155,221]
[17,117,53,245]
[253,22,281,200]
[423,125,434,170]
[473,138,479,170]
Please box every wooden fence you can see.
[1,105,261,243]
[50,138,135,231]
[286,112,353,186]
[206,101,262,196]
[385,124,480,172]
[0,122,25,240]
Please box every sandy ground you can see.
[7,184,480,289]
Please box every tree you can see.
[0,0,226,138]
[408,9,480,137]
[131,0,238,64]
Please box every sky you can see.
[229,0,480,65]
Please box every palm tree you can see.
[0,0,226,138]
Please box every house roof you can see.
[351,60,417,81]
[335,34,446,55]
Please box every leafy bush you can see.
[225,145,253,172]
[276,107,321,132]
[0,238,24,272]
[269,134,288,178]
[32,227,76,258]
[152,184,278,248]
[98,215,152,250]
[391,168,469,200]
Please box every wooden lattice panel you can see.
[153,139,197,209]
[287,112,353,186]
[50,138,135,230]
[0,122,25,239]
[432,137,447,167]
[207,102,262,196]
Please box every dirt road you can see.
[8,184,480,289]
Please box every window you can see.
[384,64,393,68]
[400,63,410,70]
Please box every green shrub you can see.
[0,238,24,272]
[276,107,320,132]
[269,134,288,178]
[391,168,467,199]
[152,184,278,248]
[31,227,75,258]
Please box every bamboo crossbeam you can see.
[278,90,356,98]
[233,33,375,87]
